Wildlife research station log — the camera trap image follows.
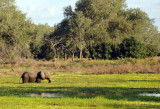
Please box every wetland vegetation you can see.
[1,58,160,108]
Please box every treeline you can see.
[0,0,160,63]
[48,0,160,60]
[0,0,53,63]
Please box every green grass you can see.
[1,74,160,108]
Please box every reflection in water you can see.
[139,93,160,97]
[28,93,65,97]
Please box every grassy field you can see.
[1,74,160,108]
[1,58,160,108]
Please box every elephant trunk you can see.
[47,78,51,83]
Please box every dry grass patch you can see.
[82,64,160,74]
[1,57,160,75]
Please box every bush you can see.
[119,37,147,59]
[83,48,90,58]
[95,43,112,59]
[146,44,159,57]
[37,44,54,60]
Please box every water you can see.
[139,93,160,97]
[23,92,160,98]
[28,93,65,97]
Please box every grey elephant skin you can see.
[21,71,51,83]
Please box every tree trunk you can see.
[53,47,57,61]
[72,52,75,61]
[67,54,69,60]
[79,48,83,59]
[88,42,93,59]
[50,41,57,61]
[63,51,66,61]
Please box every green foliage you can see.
[30,24,54,59]
[52,0,160,60]
[0,0,160,61]
[0,0,54,62]
[37,44,54,60]
[119,37,147,58]
[84,43,119,60]
[95,43,112,59]
[0,0,33,62]
[82,48,90,58]
[68,11,91,58]
[146,44,159,57]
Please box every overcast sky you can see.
[15,0,160,30]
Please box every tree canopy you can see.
[0,0,53,63]
[50,0,160,60]
[0,0,159,62]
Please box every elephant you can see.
[21,71,51,83]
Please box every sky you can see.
[15,0,160,31]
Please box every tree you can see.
[51,0,160,60]
[75,0,126,42]
[69,11,91,59]
[125,8,159,43]
[119,37,147,59]
[63,0,127,58]
[49,19,70,61]
[96,43,113,59]
[30,24,54,59]
[146,44,159,57]
[0,0,33,63]
[0,0,55,62]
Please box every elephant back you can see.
[27,71,38,78]
[21,72,28,78]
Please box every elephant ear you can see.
[39,71,45,79]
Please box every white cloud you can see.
[27,7,36,15]
[126,0,160,31]
[15,0,77,26]
[25,6,58,20]
[16,0,160,30]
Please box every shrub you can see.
[83,48,90,58]
[146,44,159,57]
[95,43,112,59]
[119,37,147,59]
[88,43,115,60]
[38,44,54,60]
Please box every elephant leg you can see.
[36,78,42,83]
[23,77,29,83]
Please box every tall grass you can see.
[1,57,160,75]
[60,57,160,74]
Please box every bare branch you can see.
[44,37,64,60]
[44,37,63,47]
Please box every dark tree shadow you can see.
[1,85,160,102]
